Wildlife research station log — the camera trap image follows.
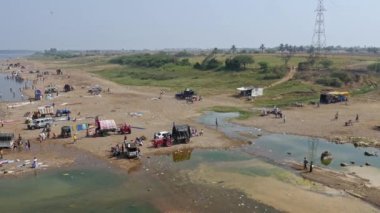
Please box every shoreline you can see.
[0,58,379,211]
[232,118,380,149]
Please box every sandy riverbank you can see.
[1,58,379,212]
[238,101,380,148]
[0,58,247,174]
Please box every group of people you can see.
[12,134,31,151]
[334,111,360,126]
[191,128,204,137]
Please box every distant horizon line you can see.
[1,45,380,52]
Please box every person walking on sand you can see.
[27,140,31,150]
[303,157,308,170]
[73,134,77,143]
[0,149,3,159]
[283,115,286,123]
[356,114,359,122]
[335,111,339,120]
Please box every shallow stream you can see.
[199,111,380,170]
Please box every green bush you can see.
[263,73,283,80]
[298,61,311,71]
[330,71,352,83]
[368,63,380,72]
[258,61,269,72]
[319,59,333,69]
[316,77,342,87]
[110,53,177,68]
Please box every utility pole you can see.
[312,0,326,57]
[308,138,319,173]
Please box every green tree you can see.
[319,59,333,69]
[234,55,254,69]
[230,45,237,55]
[260,44,265,53]
[258,61,269,71]
[225,55,254,71]
[212,47,219,55]
[368,63,380,72]
[281,53,293,66]
[279,44,285,52]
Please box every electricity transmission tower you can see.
[312,0,326,56]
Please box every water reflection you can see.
[172,148,193,162]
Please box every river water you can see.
[199,112,380,170]
[0,147,278,212]
[0,51,34,102]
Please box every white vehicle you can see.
[27,117,54,130]
[0,133,14,148]
[154,131,170,139]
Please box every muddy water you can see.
[0,144,278,212]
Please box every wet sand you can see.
[238,102,380,148]
[187,159,379,213]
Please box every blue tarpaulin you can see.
[76,123,88,131]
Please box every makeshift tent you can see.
[76,123,88,131]
[320,91,349,104]
[237,87,263,97]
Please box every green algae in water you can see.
[0,169,159,213]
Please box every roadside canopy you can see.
[327,91,349,96]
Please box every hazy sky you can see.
[1,0,380,50]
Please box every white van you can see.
[27,117,54,130]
